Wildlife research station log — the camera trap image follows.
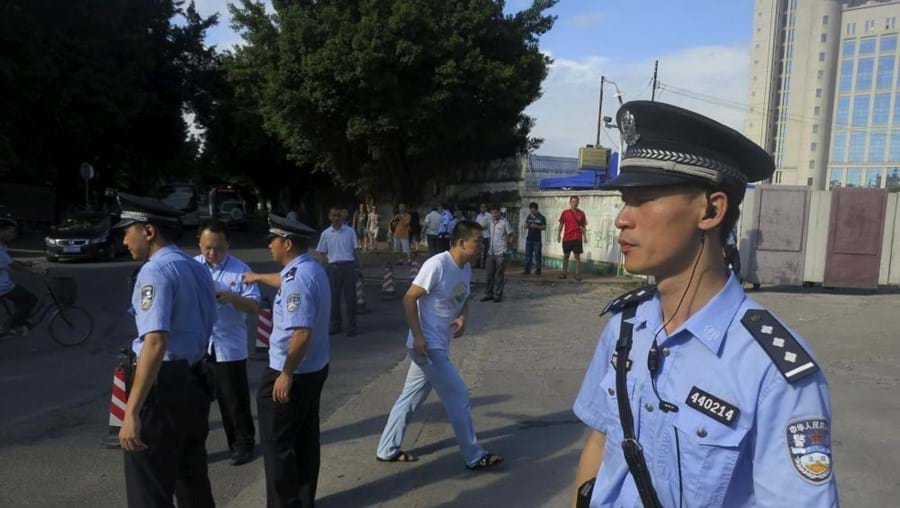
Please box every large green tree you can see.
[229,0,557,201]
[0,0,217,202]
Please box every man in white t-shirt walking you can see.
[375,220,503,470]
[316,207,359,336]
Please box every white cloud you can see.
[568,12,605,29]
[529,45,751,157]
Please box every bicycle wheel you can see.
[48,305,94,346]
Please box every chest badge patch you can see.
[685,386,740,426]
[286,293,300,313]
[140,285,154,311]
[787,418,832,484]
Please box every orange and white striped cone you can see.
[356,271,370,314]
[381,262,397,299]
[409,258,420,280]
[102,366,128,449]
[256,303,272,354]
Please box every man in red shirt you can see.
[557,195,588,281]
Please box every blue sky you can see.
[194,0,756,156]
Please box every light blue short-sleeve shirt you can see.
[194,254,261,362]
[132,245,217,364]
[315,225,357,264]
[574,274,838,507]
[269,253,331,374]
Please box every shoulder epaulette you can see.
[741,309,819,383]
[282,267,297,283]
[599,285,656,316]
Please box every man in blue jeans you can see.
[522,202,546,276]
[375,220,503,470]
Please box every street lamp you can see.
[595,77,626,146]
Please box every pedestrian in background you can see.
[557,195,588,281]
[366,204,380,252]
[316,207,359,337]
[423,205,441,256]
[475,203,491,269]
[353,203,368,248]
[243,214,331,508]
[391,204,412,265]
[375,220,503,471]
[409,208,422,255]
[114,193,217,508]
[195,220,260,466]
[481,205,513,303]
[522,202,546,276]
[437,203,453,252]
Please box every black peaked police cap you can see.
[113,192,182,229]
[267,213,317,240]
[600,101,775,202]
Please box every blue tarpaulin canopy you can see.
[539,153,618,190]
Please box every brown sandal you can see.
[466,453,504,470]
[377,450,418,463]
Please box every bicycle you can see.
[0,274,94,346]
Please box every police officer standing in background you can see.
[244,214,331,508]
[195,219,261,466]
[114,193,218,508]
[572,102,838,507]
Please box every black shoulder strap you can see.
[742,309,819,383]
[614,302,662,508]
[600,285,656,317]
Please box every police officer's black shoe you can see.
[230,446,254,466]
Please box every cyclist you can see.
[0,216,43,335]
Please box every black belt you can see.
[615,304,662,508]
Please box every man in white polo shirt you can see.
[316,207,359,337]
[195,220,261,466]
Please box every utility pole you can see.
[651,60,659,101]
[595,75,605,147]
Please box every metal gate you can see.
[824,188,888,289]
[744,185,810,287]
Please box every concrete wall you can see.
[516,190,623,274]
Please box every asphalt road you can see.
[0,221,411,507]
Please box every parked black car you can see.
[45,211,122,262]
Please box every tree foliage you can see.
[0,0,216,200]
[229,0,557,201]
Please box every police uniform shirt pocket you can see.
[672,404,749,505]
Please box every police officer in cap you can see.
[114,192,218,507]
[243,214,331,508]
[572,102,838,507]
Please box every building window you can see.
[754,59,759,65]
[809,160,816,169]
[836,96,851,127]
[819,52,826,63]
[813,124,819,134]
[774,171,783,184]
[818,69,824,80]
[876,55,895,89]
[808,177,814,186]
[893,93,900,125]
[847,23,856,36]
[824,15,829,25]
[830,168,844,189]
[866,168,884,188]
[843,39,856,57]
[888,17,897,30]
[816,88,823,98]
[888,167,900,191]
[833,131,848,162]
[857,58,875,90]
[849,131,867,161]
[814,106,821,116]
[811,142,818,152]
[873,93,891,126]
[882,34,898,53]
[821,33,827,43]
[860,38,877,54]
[890,131,900,161]
[755,43,760,49]
[853,94,871,126]
[839,60,854,92]
[869,131,887,162]
[846,168,863,187]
